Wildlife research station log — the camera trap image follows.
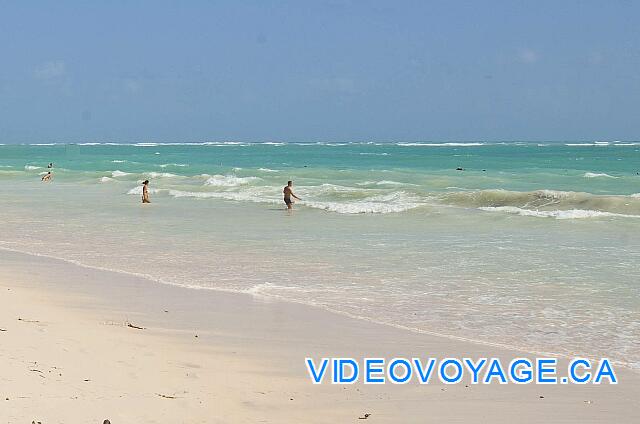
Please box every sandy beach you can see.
[1,249,638,423]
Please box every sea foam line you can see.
[0,243,634,371]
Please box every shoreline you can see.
[1,249,639,423]
[1,245,632,371]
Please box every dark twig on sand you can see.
[18,318,40,323]
[0,328,7,332]
[358,413,371,420]
[156,393,177,399]
[126,322,146,330]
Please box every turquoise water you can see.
[1,141,639,368]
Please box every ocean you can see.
[1,141,639,368]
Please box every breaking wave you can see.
[584,172,617,178]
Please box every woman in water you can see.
[142,180,151,203]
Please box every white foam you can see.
[24,165,42,170]
[111,170,130,177]
[145,171,180,178]
[479,206,640,220]
[203,174,261,187]
[158,163,188,168]
[376,180,404,186]
[127,186,164,195]
[258,168,279,172]
[398,142,484,147]
[302,192,423,214]
[584,172,617,178]
[99,176,114,183]
[111,160,126,163]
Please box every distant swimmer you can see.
[47,162,53,168]
[283,180,301,210]
[41,171,52,182]
[142,179,151,203]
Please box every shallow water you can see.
[1,141,639,368]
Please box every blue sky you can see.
[0,1,638,143]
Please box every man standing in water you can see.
[283,180,301,210]
[142,179,151,203]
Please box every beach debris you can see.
[539,395,545,399]
[584,400,593,404]
[29,369,45,378]
[18,318,40,323]
[156,393,177,399]
[104,420,111,424]
[358,413,371,420]
[0,328,7,332]
[31,421,42,424]
[456,167,464,171]
[126,322,145,330]
[194,334,199,338]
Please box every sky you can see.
[0,0,638,143]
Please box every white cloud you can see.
[518,49,539,64]
[33,60,67,80]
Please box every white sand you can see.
[0,249,638,423]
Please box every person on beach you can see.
[41,171,52,182]
[283,180,301,209]
[142,180,151,203]
[47,162,53,168]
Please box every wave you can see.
[158,163,189,168]
[438,189,640,217]
[119,176,640,217]
[584,172,617,178]
[24,165,42,170]
[303,192,422,214]
[145,171,180,178]
[111,170,130,177]
[258,168,279,172]
[203,174,261,187]
[99,176,114,183]
[111,160,126,163]
[398,142,484,147]
[376,180,405,186]
[479,206,640,220]
[126,186,165,195]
